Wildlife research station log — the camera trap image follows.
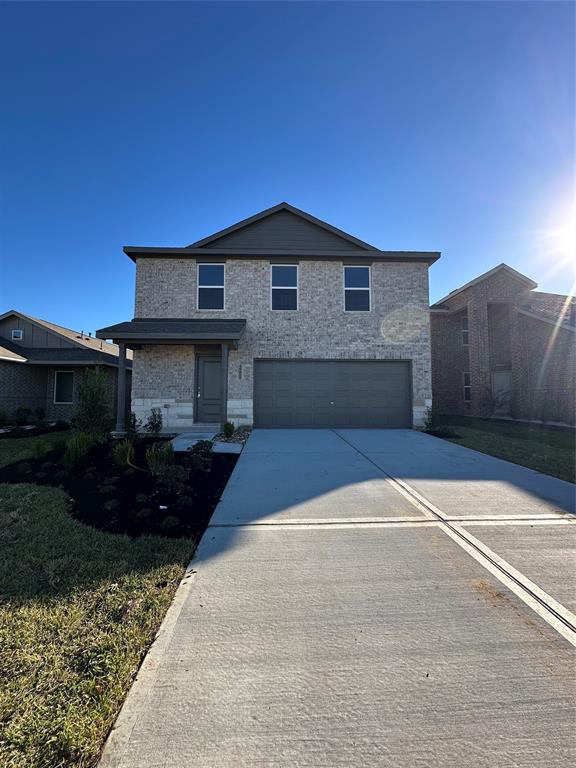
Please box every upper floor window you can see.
[461,314,469,346]
[463,372,472,402]
[271,264,298,311]
[344,266,371,311]
[11,329,23,340]
[197,263,224,310]
[54,371,74,404]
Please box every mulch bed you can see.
[0,438,238,539]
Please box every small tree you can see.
[125,411,141,442]
[144,407,163,437]
[73,367,114,441]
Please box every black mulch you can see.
[0,438,238,539]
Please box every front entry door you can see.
[492,371,512,416]
[196,355,222,423]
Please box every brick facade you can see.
[132,258,433,428]
[0,361,47,419]
[431,267,576,424]
[0,362,128,423]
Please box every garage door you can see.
[254,360,412,428]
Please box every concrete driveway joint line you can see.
[331,429,576,647]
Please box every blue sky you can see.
[0,1,574,332]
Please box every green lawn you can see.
[435,416,576,484]
[0,431,71,469]
[0,436,193,768]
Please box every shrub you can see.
[34,407,45,425]
[424,407,439,432]
[111,439,135,467]
[0,410,7,427]
[156,464,189,494]
[54,469,70,482]
[160,515,180,531]
[146,441,173,476]
[135,507,152,521]
[15,407,31,426]
[223,421,235,439]
[83,472,98,482]
[16,463,32,475]
[176,495,194,509]
[73,367,114,440]
[134,493,149,505]
[98,484,116,496]
[41,461,54,471]
[144,408,163,437]
[54,420,69,431]
[188,440,213,472]
[103,499,121,513]
[63,432,94,469]
[33,472,49,482]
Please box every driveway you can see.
[101,430,576,768]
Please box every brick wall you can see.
[512,313,575,423]
[430,310,470,415]
[0,361,47,419]
[132,258,433,428]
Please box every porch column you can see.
[115,342,127,432]
[221,342,229,430]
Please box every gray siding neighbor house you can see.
[430,264,576,424]
[0,310,132,422]
[97,202,440,432]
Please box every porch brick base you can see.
[132,397,196,431]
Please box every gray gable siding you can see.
[0,317,77,349]
[203,210,367,251]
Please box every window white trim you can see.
[11,329,23,340]
[270,263,299,311]
[463,371,472,402]
[461,314,469,346]
[343,265,371,312]
[54,370,74,405]
[197,262,226,311]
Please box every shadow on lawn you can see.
[0,483,193,601]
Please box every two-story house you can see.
[430,263,576,424]
[97,203,440,432]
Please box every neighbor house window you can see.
[271,264,298,310]
[461,315,469,346]
[463,372,472,402]
[11,329,23,340]
[344,266,371,311]
[54,371,74,404]
[197,263,225,310]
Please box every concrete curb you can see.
[98,561,199,767]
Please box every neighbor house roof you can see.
[96,318,247,346]
[123,202,441,265]
[0,310,133,366]
[0,341,27,362]
[431,264,538,308]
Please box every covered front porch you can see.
[96,318,247,433]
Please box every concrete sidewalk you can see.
[100,429,576,768]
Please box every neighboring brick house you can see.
[0,310,132,422]
[97,202,440,431]
[430,264,576,424]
